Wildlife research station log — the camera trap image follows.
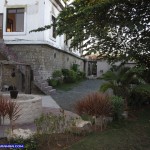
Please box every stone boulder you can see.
[69,119,92,134]
[7,128,35,139]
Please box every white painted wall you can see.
[0,0,81,56]
[97,60,111,77]
[1,0,44,41]
[0,0,5,13]
[97,60,136,77]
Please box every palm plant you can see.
[100,66,150,107]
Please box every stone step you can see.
[43,89,56,95]
[41,82,49,86]
[49,89,56,93]
[42,86,53,91]
[34,76,42,81]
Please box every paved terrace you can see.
[51,79,103,112]
[0,79,103,137]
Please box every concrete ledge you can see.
[3,94,42,125]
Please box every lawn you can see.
[66,106,150,150]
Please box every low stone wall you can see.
[8,44,85,80]
[3,94,42,124]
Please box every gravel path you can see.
[51,79,104,112]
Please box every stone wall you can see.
[8,44,85,80]
[0,64,17,90]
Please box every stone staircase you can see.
[0,40,55,94]
[34,72,56,94]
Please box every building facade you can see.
[0,0,84,94]
[0,0,81,55]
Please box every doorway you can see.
[0,14,3,39]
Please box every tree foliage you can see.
[31,0,150,68]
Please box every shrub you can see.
[34,109,74,134]
[77,71,86,80]
[129,84,150,108]
[67,69,77,83]
[62,69,70,76]
[71,64,79,72]
[34,109,76,147]
[62,69,77,83]
[0,95,9,125]
[81,114,95,125]
[9,136,37,150]
[47,78,58,87]
[75,92,112,117]
[6,100,21,132]
[111,96,124,120]
[52,70,62,79]
[0,95,21,133]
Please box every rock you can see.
[95,116,113,126]
[7,128,35,139]
[69,119,92,134]
[122,111,128,119]
[75,119,92,131]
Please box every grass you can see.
[66,106,150,150]
[1,106,150,150]
[55,79,86,91]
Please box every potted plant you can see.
[8,68,18,99]
[9,85,18,99]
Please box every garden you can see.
[47,64,86,91]
[0,63,150,150]
[1,0,150,148]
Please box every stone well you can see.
[3,94,42,125]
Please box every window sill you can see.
[3,32,26,36]
[50,37,56,42]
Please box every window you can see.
[52,16,56,38]
[0,14,3,38]
[64,34,68,45]
[6,8,24,32]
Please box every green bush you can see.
[9,136,37,150]
[111,96,124,120]
[129,84,150,108]
[77,71,86,80]
[129,92,147,108]
[68,69,77,83]
[81,114,95,125]
[47,78,58,87]
[52,70,62,78]
[62,69,77,83]
[62,69,70,76]
[71,64,79,72]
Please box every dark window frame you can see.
[52,15,56,38]
[6,8,25,32]
[0,13,3,38]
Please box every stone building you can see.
[0,0,85,94]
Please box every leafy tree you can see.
[31,0,150,68]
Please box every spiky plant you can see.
[6,100,21,132]
[0,95,10,125]
[75,92,112,117]
[99,66,148,107]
